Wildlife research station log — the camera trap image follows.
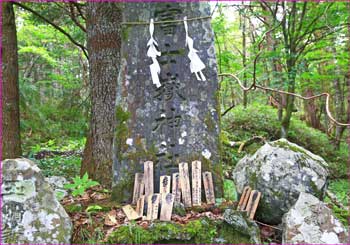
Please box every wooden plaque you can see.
[240,186,252,211]
[160,175,171,194]
[160,193,175,221]
[146,194,160,220]
[172,172,181,204]
[136,195,145,217]
[179,162,192,207]
[202,171,215,205]
[246,190,261,220]
[122,205,140,220]
[132,173,144,204]
[191,161,201,206]
[238,186,251,211]
[144,161,154,196]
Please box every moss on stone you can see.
[273,140,308,155]
[107,217,252,244]
[115,106,131,154]
[121,26,130,41]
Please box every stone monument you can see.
[1,159,72,244]
[112,2,222,202]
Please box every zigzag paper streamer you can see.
[147,19,162,88]
[184,16,206,81]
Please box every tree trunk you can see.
[281,59,297,138]
[330,45,345,149]
[82,2,122,187]
[346,2,350,180]
[241,9,248,108]
[2,2,21,159]
[303,88,321,129]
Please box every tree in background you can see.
[82,2,122,187]
[2,2,21,159]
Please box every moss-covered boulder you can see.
[1,158,72,244]
[223,209,261,244]
[232,139,328,225]
[108,216,261,244]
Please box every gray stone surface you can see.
[232,138,328,224]
[223,209,261,244]
[282,192,348,244]
[45,176,69,200]
[113,2,222,201]
[1,158,72,244]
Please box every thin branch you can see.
[69,2,86,32]
[218,73,350,127]
[221,104,235,117]
[71,1,86,20]
[14,2,88,59]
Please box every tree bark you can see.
[241,8,248,108]
[303,88,321,129]
[2,2,21,159]
[330,44,345,149]
[281,58,297,138]
[82,2,122,187]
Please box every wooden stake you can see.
[172,172,181,204]
[238,186,251,211]
[160,193,175,221]
[122,205,140,220]
[136,195,145,217]
[132,173,144,204]
[191,160,201,206]
[179,162,192,207]
[202,171,215,205]
[240,186,252,211]
[146,194,160,220]
[144,161,154,196]
[246,190,261,220]
[160,175,171,194]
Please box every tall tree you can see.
[259,1,345,138]
[82,2,122,187]
[2,2,21,159]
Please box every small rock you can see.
[45,176,69,200]
[223,209,261,244]
[282,192,348,244]
[173,203,186,217]
[1,158,72,244]
[232,139,328,224]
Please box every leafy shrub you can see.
[64,173,99,197]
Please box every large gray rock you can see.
[113,2,222,202]
[1,159,72,244]
[223,209,261,244]
[282,192,348,244]
[232,138,328,224]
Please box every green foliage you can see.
[325,180,349,226]
[16,7,88,148]
[224,179,238,202]
[108,218,218,244]
[223,103,348,178]
[35,155,81,179]
[85,205,103,214]
[64,173,99,197]
[328,179,349,206]
[25,138,84,179]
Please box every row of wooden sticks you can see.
[237,186,262,220]
[122,160,216,221]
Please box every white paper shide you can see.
[147,19,162,88]
[184,16,206,81]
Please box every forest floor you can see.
[23,104,349,244]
